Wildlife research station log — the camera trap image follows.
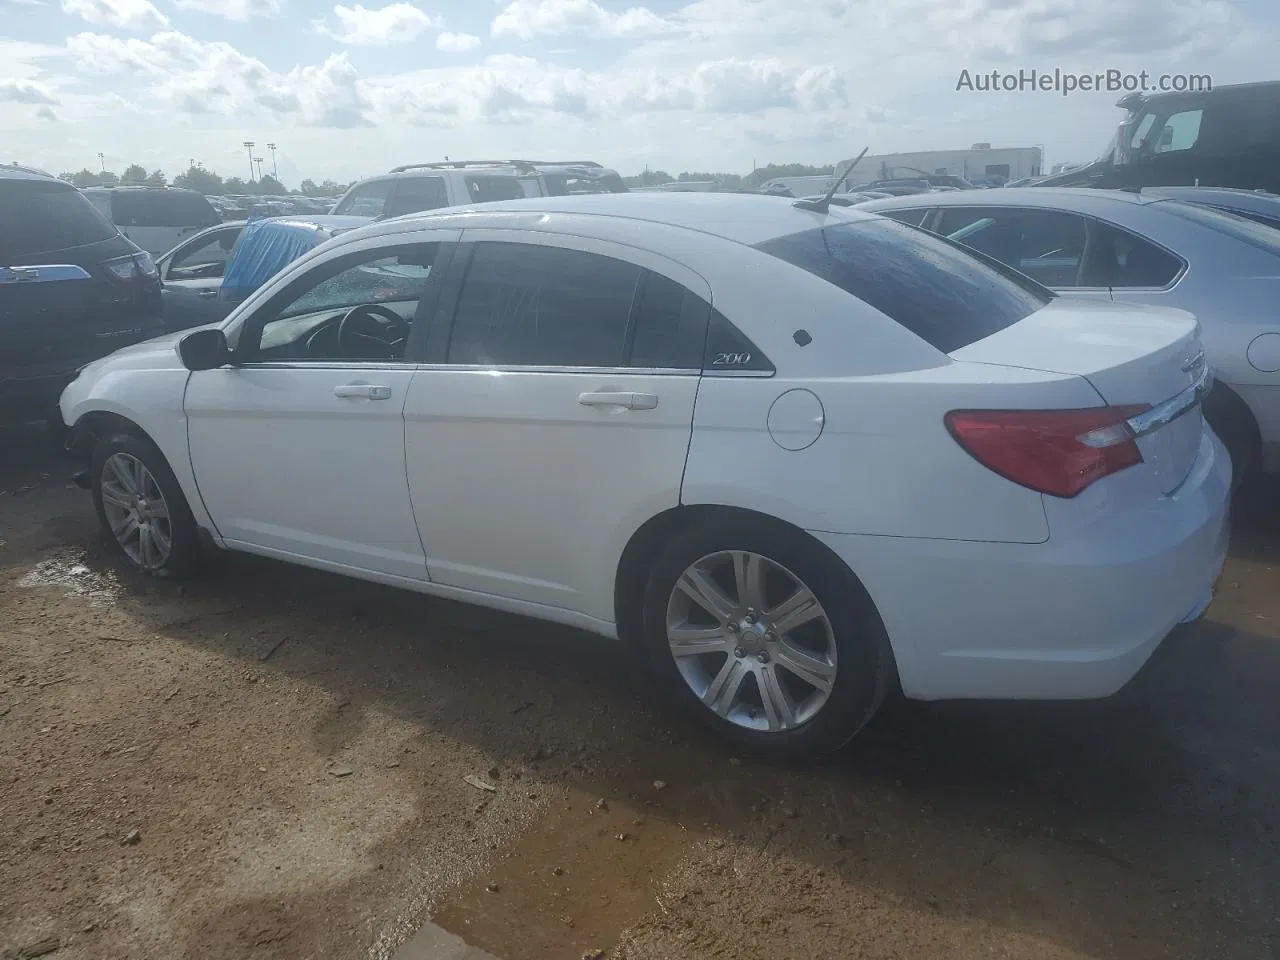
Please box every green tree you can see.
[299,178,319,196]
[222,176,249,194]
[121,163,148,183]
[146,169,167,187]
[60,169,101,187]
[257,174,287,195]
[98,171,120,187]
[173,165,224,195]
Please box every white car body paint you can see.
[60,194,1231,704]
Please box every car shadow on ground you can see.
[4,425,1279,959]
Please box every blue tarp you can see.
[218,215,370,304]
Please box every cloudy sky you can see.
[0,0,1274,186]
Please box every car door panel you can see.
[186,365,426,578]
[404,232,709,622]
[184,233,457,580]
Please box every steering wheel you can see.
[336,304,410,359]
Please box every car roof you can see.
[0,163,59,183]
[377,192,875,246]
[81,184,205,195]
[265,214,371,232]
[858,187,1165,211]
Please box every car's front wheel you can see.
[91,432,201,578]
[641,517,894,758]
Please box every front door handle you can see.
[197,289,218,299]
[334,383,392,400]
[578,391,659,410]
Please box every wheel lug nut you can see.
[757,652,770,664]
[726,622,739,633]
[734,646,746,659]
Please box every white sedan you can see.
[59,193,1230,757]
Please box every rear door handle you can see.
[578,391,659,410]
[197,289,218,299]
[334,383,392,400]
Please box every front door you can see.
[184,237,452,580]
[403,234,710,622]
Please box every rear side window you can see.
[629,272,709,369]
[448,242,642,367]
[466,176,526,204]
[384,176,448,217]
[0,182,117,260]
[111,190,218,227]
[334,180,393,217]
[754,219,1052,353]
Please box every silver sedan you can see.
[857,187,1280,483]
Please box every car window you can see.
[250,244,439,362]
[877,207,932,227]
[1150,109,1203,154]
[753,219,1052,354]
[936,207,1088,287]
[0,182,118,260]
[448,242,642,367]
[166,228,242,280]
[628,272,710,370]
[334,180,393,217]
[1090,224,1184,288]
[1159,198,1280,258]
[465,176,527,204]
[111,190,218,227]
[384,177,448,217]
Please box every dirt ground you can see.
[2,423,1277,960]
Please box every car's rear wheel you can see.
[91,432,200,578]
[641,517,894,758]
[1202,384,1261,493]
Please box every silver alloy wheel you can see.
[665,550,838,733]
[99,452,173,571]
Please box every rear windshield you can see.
[0,181,118,260]
[1159,199,1280,253]
[753,218,1053,353]
[466,176,526,204]
[111,189,220,228]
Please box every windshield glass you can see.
[754,219,1052,353]
[1157,199,1280,256]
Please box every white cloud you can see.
[67,31,373,126]
[171,0,281,20]
[0,78,60,104]
[319,3,439,44]
[492,0,672,40]
[36,105,58,120]
[61,0,168,29]
[437,30,481,53]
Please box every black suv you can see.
[1,165,163,427]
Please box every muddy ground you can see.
[1,423,1277,960]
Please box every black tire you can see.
[640,515,895,759]
[91,431,202,578]
[1202,384,1261,493]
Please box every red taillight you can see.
[945,405,1152,498]
[103,252,158,284]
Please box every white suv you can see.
[331,162,545,218]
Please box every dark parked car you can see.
[1,165,162,427]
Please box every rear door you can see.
[384,176,449,217]
[159,224,244,331]
[402,233,710,621]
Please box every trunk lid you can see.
[950,298,1208,495]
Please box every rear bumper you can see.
[813,429,1232,701]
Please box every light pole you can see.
[267,143,278,179]
[253,157,265,183]
[242,141,255,183]
[97,151,105,172]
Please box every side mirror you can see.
[178,328,230,371]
